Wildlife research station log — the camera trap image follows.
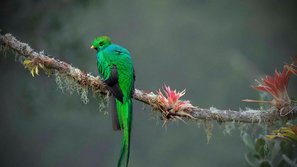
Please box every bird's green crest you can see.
[91,36,112,50]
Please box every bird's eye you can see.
[99,42,104,46]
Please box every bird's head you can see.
[90,36,112,51]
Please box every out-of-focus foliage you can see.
[266,126,297,145]
[243,125,297,167]
[1,0,297,167]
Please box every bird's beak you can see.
[90,45,94,49]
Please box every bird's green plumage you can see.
[91,36,134,167]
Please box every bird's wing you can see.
[105,65,124,103]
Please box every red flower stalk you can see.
[242,68,292,115]
[157,84,193,112]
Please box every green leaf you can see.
[276,159,286,167]
[259,160,271,167]
[255,138,266,158]
[245,152,261,167]
[282,155,297,167]
[243,133,256,153]
[280,141,293,157]
[271,140,283,165]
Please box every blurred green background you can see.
[1,0,297,166]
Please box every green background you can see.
[1,0,297,166]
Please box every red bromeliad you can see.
[255,68,290,104]
[243,66,294,116]
[157,85,194,119]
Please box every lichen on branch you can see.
[1,32,296,124]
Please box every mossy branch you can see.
[1,32,296,124]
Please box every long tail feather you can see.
[116,99,132,167]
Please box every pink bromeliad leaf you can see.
[157,84,193,112]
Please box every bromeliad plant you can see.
[157,84,195,120]
[23,59,52,77]
[23,59,44,77]
[243,57,297,116]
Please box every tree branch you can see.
[1,32,296,124]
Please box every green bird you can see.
[91,36,135,167]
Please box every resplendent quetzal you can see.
[91,36,135,167]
